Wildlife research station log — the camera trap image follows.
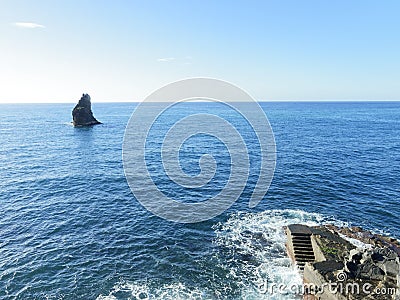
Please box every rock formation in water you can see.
[72,94,101,126]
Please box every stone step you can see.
[295,252,315,257]
[292,239,312,243]
[293,248,313,252]
[292,242,313,247]
[286,224,316,271]
[292,235,312,240]
[297,262,306,270]
[292,238,312,241]
[295,251,314,256]
[293,244,313,250]
[296,258,315,264]
[292,238,312,242]
[291,233,312,237]
[295,253,315,258]
[292,238,311,242]
[292,245,313,250]
[296,257,315,262]
[292,240,312,244]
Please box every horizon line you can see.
[1,99,400,104]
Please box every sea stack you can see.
[72,93,101,126]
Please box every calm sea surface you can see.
[0,102,399,299]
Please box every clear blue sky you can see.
[1,0,399,102]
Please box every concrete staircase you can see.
[286,224,315,270]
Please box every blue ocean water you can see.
[0,101,399,299]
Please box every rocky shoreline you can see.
[285,224,400,299]
[327,225,400,257]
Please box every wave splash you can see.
[97,209,346,300]
[97,282,203,300]
[213,209,337,299]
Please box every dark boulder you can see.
[72,94,101,126]
[345,247,400,281]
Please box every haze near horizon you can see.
[0,0,399,103]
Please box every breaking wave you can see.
[97,209,348,300]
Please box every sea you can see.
[0,101,399,299]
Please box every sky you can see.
[0,0,399,103]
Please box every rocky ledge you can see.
[285,224,400,299]
[72,93,101,127]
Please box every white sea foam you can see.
[96,281,204,300]
[97,209,346,300]
[338,233,373,249]
[212,209,331,299]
